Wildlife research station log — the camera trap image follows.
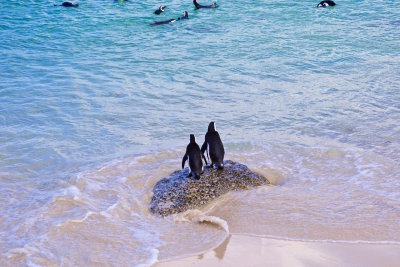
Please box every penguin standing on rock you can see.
[201,122,225,170]
[317,1,336,8]
[182,134,204,180]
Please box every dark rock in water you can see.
[150,160,269,216]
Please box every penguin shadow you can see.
[214,234,231,260]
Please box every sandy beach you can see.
[156,234,400,267]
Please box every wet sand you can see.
[155,234,400,267]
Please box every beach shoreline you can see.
[155,234,400,267]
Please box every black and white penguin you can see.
[201,122,225,170]
[193,0,217,9]
[150,11,189,26]
[54,2,79,7]
[317,1,336,8]
[182,134,204,180]
[154,5,166,15]
[150,18,176,26]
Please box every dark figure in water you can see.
[317,0,336,8]
[193,0,217,9]
[182,134,204,180]
[150,19,175,26]
[54,2,79,7]
[150,11,189,26]
[177,11,189,20]
[154,5,166,15]
[201,122,225,170]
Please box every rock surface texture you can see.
[150,160,269,216]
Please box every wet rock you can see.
[150,160,269,216]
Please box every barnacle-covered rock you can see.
[150,160,269,216]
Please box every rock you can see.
[150,160,269,216]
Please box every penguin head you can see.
[317,1,333,7]
[208,121,216,132]
[190,134,196,143]
[184,11,188,18]
[160,5,166,11]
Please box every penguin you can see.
[150,18,176,26]
[317,1,336,8]
[154,5,166,15]
[54,2,79,7]
[201,122,225,170]
[193,0,217,9]
[177,11,189,21]
[182,134,204,180]
[150,11,189,26]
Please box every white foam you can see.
[84,180,103,191]
[59,211,97,224]
[99,199,120,218]
[135,248,159,267]
[197,214,229,233]
[172,209,230,233]
[127,226,164,267]
[63,185,81,197]
[27,260,44,267]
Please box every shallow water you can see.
[1,0,400,266]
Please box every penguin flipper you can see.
[200,141,208,165]
[182,153,188,169]
[200,141,207,154]
[202,154,208,165]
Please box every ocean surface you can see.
[1,0,400,266]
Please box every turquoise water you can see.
[1,0,400,266]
